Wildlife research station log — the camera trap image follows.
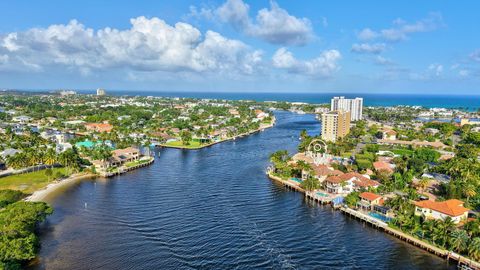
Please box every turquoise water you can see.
[291,177,302,183]
[316,192,329,197]
[369,212,392,223]
[72,90,480,111]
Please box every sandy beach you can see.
[25,173,96,202]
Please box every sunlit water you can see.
[32,112,454,269]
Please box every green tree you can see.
[468,237,480,261]
[0,190,25,208]
[0,202,53,265]
[344,192,360,208]
[180,130,192,145]
[450,230,469,253]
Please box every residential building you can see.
[330,96,363,121]
[373,161,395,174]
[112,147,140,163]
[84,123,113,133]
[357,192,383,211]
[12,115,32,124]
[381,129,397,140]
[414,199,469,224]
[324,172,380,194]
[96,88,106,96]
[321,110,351,142]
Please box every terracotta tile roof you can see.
[360,192,382,201]
[353,178,380,188]
[84,123,113,133]
[292,153,314,164]
[414,199,469,217]
[112,147,139,157]
[325,175,343,184]
[311,164,344,177]
[373,161,394,172]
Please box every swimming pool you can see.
[291,177,302,183]
[369,212,392,223]
[316,192,329,197]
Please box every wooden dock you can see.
[266,171,480,269]
[305,191,334,204]
[100,158,154,178]
[340,206,480,270]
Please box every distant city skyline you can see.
[0,0,479,94]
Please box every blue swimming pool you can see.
[369,212,392,223]
[316,192,329,197]
[291,177,302,183]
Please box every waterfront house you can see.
[357,192,383,211]
[325,173,380,194]
[302,164,343,183]
[414,199,469,224]
[112,147,140,163]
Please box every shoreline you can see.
[25,172,97,202]
[161,119,276,150]
[24,157,156,202]
[265,171,480,269]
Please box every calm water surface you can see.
[32,112,455,269]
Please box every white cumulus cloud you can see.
[205,0,313,46]
[357,13,443,42]
[272,47,341,77]
[0,16,263,76]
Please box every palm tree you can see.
[421,219,435,239]
[44,148,57,166]
[464,220,480,238]
[432,217,455,248]
[450,230,469,253]
[468,237,480,260]
[463,184,477,202]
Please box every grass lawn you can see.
[124,159,151,168]
[0,168,70,194]
[164,140,204,149]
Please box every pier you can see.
[339,206,480,270]
[266,171,480,269]
[100,158,155,178]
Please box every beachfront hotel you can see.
[97,88,106,96]
[321,110,351,142]
[330,96,363,121]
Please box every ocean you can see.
[74,90,480,111]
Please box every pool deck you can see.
[266,171,480,269]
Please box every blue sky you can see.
[0,0,479,94]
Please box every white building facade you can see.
[330,96,363,121]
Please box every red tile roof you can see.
[311,164,344,177]
[360,192,382,201]
[414,199,469,217]
[373,161,394,173]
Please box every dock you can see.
[266,171,480,269]
[100,157,155,178]
[339,206,480,270]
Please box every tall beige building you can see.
[321,110,351,142]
